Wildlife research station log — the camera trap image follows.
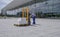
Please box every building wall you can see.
[6,0,60,15]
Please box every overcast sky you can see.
[0,0,13,9]
[0,0,13,13]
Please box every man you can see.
[31,13,36,24]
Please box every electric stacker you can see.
[14,7,31,26]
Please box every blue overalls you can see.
[32,14,36,24]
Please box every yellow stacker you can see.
[14,7,31,26]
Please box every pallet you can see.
[14,24,30,26]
